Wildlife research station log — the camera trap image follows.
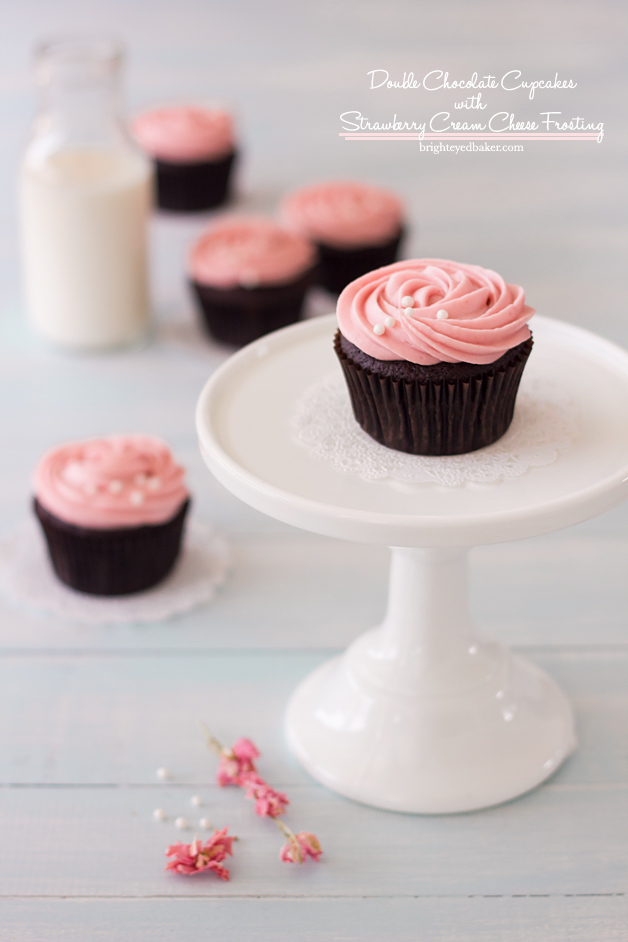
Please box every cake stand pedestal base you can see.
[285,546,575,814]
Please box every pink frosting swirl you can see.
[337,259,534,366]
[188,216,316,288]
[280,181,404,248]
[132,106,235,163]
[34,435,189,529]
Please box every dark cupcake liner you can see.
[334,332,533,455]
[154,151,236,212]
[316,228,404,294]
[190,268,315,347]
[34,498,190,596]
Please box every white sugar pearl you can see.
[401,296,415,307]
[436,309,449,320]
[199,818,212,830]
[373,323,385,336]
[156,767,170,780]
[134,473,147,486]
[175,817,188,830]
[384,315,396,328]
[153,808,166,821]
[190,795,202,807]
[108,480,123,494]
[147,477,161,490]
[129,490,145,505]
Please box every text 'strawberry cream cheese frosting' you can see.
[336,258,533,365]
[334,258,534,456]
[189,216,316,289]
[33,435,190,596]
[280,180,405,294]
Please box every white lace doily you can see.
[292,373,579,487]
[0,518,232,625]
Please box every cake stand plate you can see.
[196,315,628,813]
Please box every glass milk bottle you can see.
[20,37,152,349]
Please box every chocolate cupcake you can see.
[188,216,317,346]
[280,181,405,294]
[335,259,534,456]
[132,106,237,212]
[33,435,190,595]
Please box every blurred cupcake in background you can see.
[188,215,317,346]
[33,435,190,595]
[132,105,237,211]
[280,180,405,294]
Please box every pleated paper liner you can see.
[334,331,533,456]
[315,228,404,295]
[191,268,316,347]
[154,150,237,211]
[33,498,190,596]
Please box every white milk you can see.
[20,146,152,349]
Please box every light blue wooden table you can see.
[1,2,626,939]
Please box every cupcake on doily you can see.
[280,180,405,294]
[132,105,237,212]
[335,258,534,456]
[33,435,190,595]
[188,215,317,346]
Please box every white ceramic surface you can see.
[196,314,628,548]
[196,314,628,812]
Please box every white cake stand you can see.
[196,314,628,813]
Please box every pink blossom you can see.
[165,827,234,879]
[240,771,289,818]
[279,831,323,864]
[216,737,260,786]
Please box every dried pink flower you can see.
[165,826,234,879]
[240,771,289,818]
[279,830,323,865]
[216,737,260,786]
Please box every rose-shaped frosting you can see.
[280,181,404,248]
[337,259,533,366]
[188,216,316,288]
[34,435,189,529]
[132,106,235,163]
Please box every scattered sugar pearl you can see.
[108,479,123,494]
[384,315,396,328]
[153,808,166,821]
[175,817,188,830]
[373,323,386,336]
[156,767,170,780]
[436,309,449,320]
[401,296,415,308]
[147,476,161,490]
[129,490,145,506]
[134,473,147,486]
[199,818,212,830]
[190,795,202,807]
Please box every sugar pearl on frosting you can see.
[108,480,123,494]
[147,477,161,490]
[129,490,145,505]
[436,309,449,320]
[401,296,415,308]
[373,323,386,335]
[384,316,396,328]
